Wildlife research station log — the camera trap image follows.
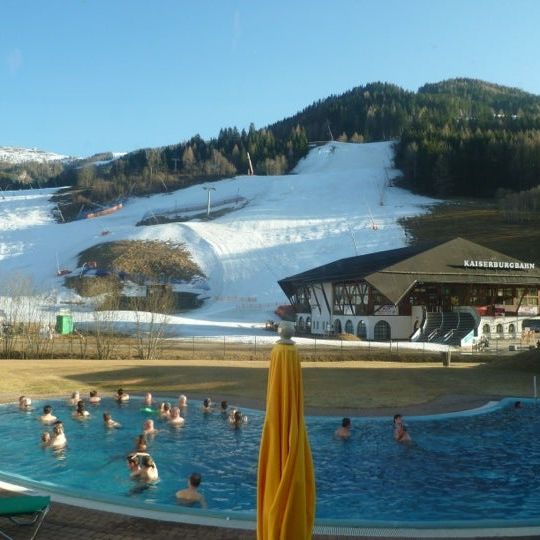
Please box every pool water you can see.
[2,397,540,525]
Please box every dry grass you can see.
[76,240,205,281]
[401,199,540,261]
[2,349,539,410]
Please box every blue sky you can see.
[1,0,540,157]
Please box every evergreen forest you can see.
[3,78,540,220]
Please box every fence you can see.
[3,330,530,362]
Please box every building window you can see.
[508,323,515,335]
[357,321,367,339]
[374,320,391,341]
[298,317,304,331]
[333,319,342,334]
[345,320,353,334]
[496,324,503,335]
[482,324,491,335]
[306,317,311,330]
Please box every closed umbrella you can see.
[257,322,316,540]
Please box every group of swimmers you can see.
[334,413,412,443]
[19,390,252,507]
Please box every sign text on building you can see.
[464,260,535,270]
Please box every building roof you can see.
[278,238,540,305]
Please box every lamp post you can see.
[202,187,216,218]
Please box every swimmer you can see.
[220,400,228,414]
[514,400,523,409]
[40,432,51,447]
[335,417,352,439]
[176,472,207,508]
[68,391,80,406]
[50,422,67,449]
[143,419,159,436]
[159,402,171,419]
[168,406,185,427]
[73,400,90,419]
[18,396,32,410]
[134,434,147,452]
[393,414,411,443]
[143,392,153,407]
[178,394,188,408]
[126,453,141,478]
[139,455,159,482]
[115,388,130,402]
[228,409,246,427]
[89,390,101,404]
[40,405,57,424]
[202,398,213,414]
[103,412,121,428]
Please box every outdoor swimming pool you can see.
[2,396,540,527]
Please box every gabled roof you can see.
[278,238,540,305]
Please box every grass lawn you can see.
[2,350,540,410]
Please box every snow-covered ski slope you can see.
[0,142,437,336]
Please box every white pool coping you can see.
[3,397,540,538]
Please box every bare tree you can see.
[133,285,172,360]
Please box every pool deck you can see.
[1,393,536,540]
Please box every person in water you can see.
[202,398,213,413]
[89,390,101,404]
[143,392,153,407]
[126,454,141,478]
[115,388,130,402]
[50,422,67,449]
[393,414,411,443]
[68,391,80,406]
[228,409,247,427]
[103,412,121,428]
[168,406,185,426]
[220,400,228,414]
[178,394,188,408]
[73,400,90,419]
[19,396,32,410]
[134,434,148,452]
[40,432,51,447]
[176,472,207,507]
[143,419,159,436]
[335,417,352,439]
[159,402,171,419]
[139,455,159,482]
[40,405,57,424]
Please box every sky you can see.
[1,0,540,157]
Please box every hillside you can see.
[4,78,540,213]
[0,141,436,337]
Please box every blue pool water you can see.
[2,396,540,525]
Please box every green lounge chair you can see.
[0,495,50,540]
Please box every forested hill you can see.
[4,78,540,220]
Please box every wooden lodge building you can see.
[278,238,540,346]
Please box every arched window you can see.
[374,320,391,341]
[345,320,353,334]
[298,317,304,331]
[482,324,491,335]
[333,319,342,334]
[496,324,503,335]
[306,317,311,331]
[357,321,367,339]
[509,323,516,335]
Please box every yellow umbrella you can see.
[257,323,316,540]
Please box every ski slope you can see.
[0,142,437,337]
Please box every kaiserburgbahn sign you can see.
[464,260,536,270]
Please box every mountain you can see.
[0,146,73,165]
[4,78,540,202]
[0,141,436,337]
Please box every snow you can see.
[0,146,73,164]
[0,142,438,338]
